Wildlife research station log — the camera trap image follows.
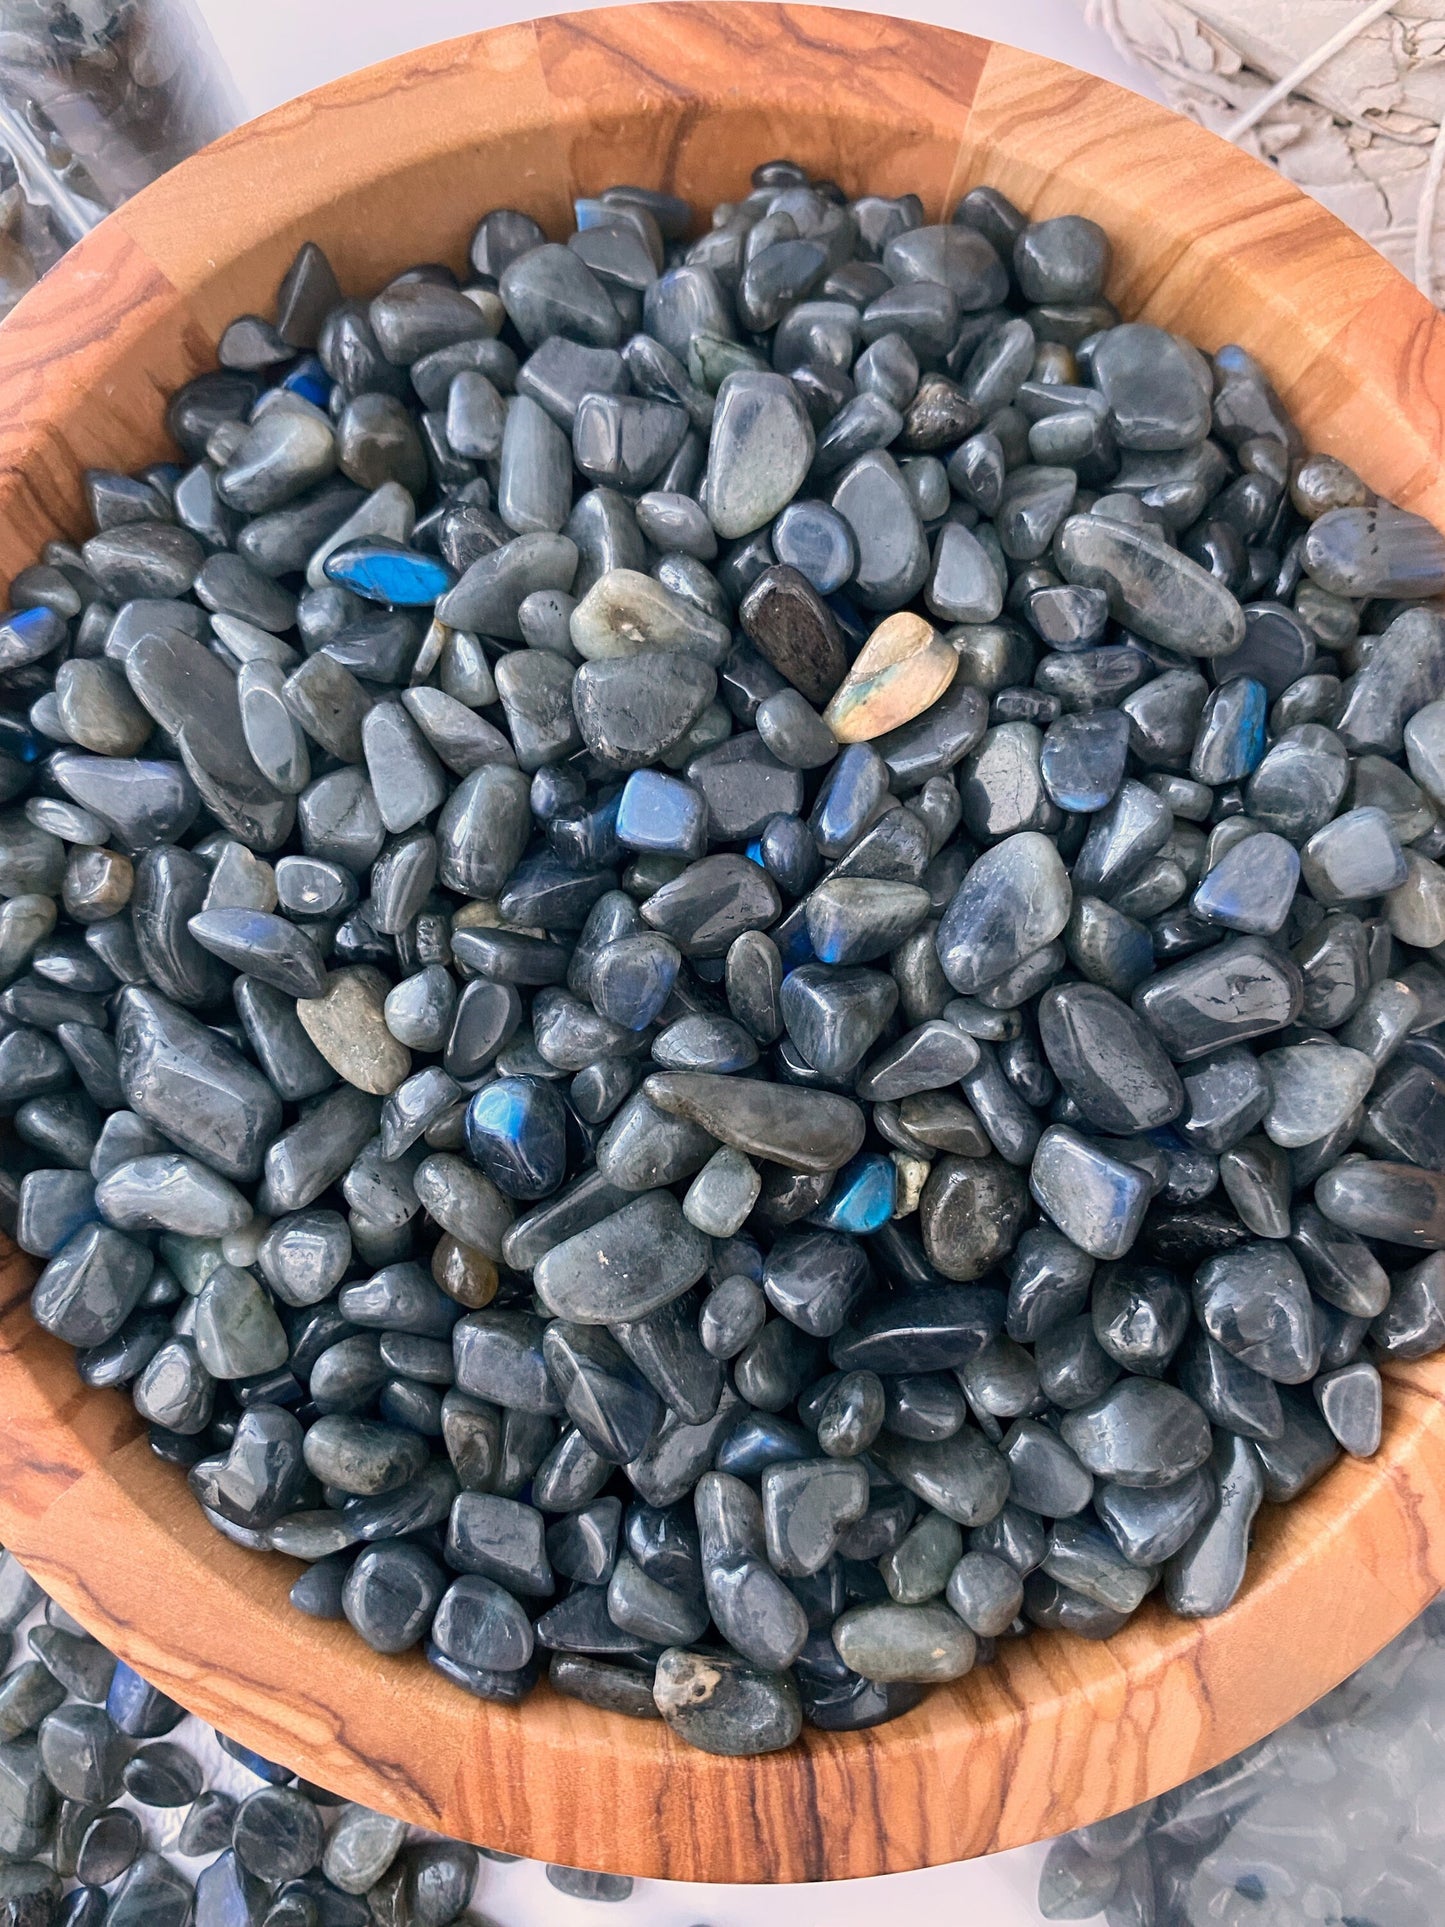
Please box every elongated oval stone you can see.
[739,566,847,706]
[1316,1158,1445,1248]
[435,765,531,898]
[1303,504,1445,599]
[832,1602,975,1683]
[639,854,780,957]
[830,1283,1004,1374]
[652,1648,802,1756]
[95,1155,252,1236]
[570,567,730,667]
[831,451,929,611]
[643,1071,864,1173]
[115,987,281,1183]
[871,1428,1009,1526]
[1059,1378,1212,1489]
[1134,941,1304,1062]
[1057,512,1245,657]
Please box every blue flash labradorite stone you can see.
[1190,676,1269,785]
[1039,707,1131,813]
[464,1076,568,1200]
[324,538,456,606]
[1191,831,1300,936]
[771,498,857,595]
[809,1151,897,1235]
[282,356,332,408]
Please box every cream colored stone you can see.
[822,610,958,743]
[297,966,411,1094]
[891,1153,932,1218]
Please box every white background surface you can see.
[190,0,1162,116]
[174,3,1159,1918]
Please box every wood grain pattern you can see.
[1,4,1445,1882]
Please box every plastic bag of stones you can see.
[0,1546,549,1927]
[1035,1593,1445,1925]
[10,149,1445,1767]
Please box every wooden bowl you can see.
[3,2,1445,1885]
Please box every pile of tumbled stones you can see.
[1037,1591,1445,1926]
[7,154,1445,1758]
[0,1547,632,1923]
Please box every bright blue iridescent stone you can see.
[282,356,331,408]
[809,1150,897,1234]
[324,538,457,607]
[1191,677,1269,786]
[464,1076,568,1200]
[615,769,707,858]
[772,902,817,972]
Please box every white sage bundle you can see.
[1084,0,1445,303]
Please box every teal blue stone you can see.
[615,769,707,858]
[810,1151,897,1234]
[464,1077,568,1200]
[324,538,457,607]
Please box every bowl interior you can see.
[3,2,1445,1886]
